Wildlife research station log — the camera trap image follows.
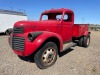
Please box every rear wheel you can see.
[78,37,83,47]
[34,42,58,69]
[83,34,90,47]
[5,30,10,35]
[5,28,13,35]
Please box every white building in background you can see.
[0,9,27,34]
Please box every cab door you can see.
[60,13,73,42]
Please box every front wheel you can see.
[34,42,58,69]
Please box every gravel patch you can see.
[0,31,100,75]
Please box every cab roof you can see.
[42,8,74,15]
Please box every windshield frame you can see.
[40,12,64,21]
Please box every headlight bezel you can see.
[28,32,43,42]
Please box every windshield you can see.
[41,13,63,21]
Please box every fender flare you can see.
[33,31,63,50]
[83,31,91,36]
[24,31,63,56]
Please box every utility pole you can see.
[10,7,13,11]
[82,17,85,24]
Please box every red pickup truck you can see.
[9,8,90,69]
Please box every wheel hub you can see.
[42,48,55,65]
[87,38,90,45]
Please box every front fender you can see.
[23,31,63,56]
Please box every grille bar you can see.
[11,36,25,51]
[13,27,24,34]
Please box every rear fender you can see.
[83,31,91,36]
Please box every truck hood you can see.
[14,20,60,28]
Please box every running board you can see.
[61,42,77,52]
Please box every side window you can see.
[63,14,68,20]
[56,15,62,20]
[42,15,48,20]
[63,14,72,22]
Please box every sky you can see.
[0,0,100,24]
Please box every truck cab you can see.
[9,8,90,69]
[40,8,74,42]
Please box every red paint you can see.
[9,8,89,56]
[73,24,89,37]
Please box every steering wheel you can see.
[56,18,61,20]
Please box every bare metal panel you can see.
[0,13,27,33]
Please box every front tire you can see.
[34,42,58,69]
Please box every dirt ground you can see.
[0,31,100,75]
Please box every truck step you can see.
[61,42,77,52]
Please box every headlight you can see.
[28,33,33,42]
[28,32,43,42]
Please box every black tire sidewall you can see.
[34,42,58,69]
[5,30,9,35]
[83,34,90,47]
[78,37,83,47]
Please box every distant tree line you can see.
[89,24,100,31]
[89,24,100,26]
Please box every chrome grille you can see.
[10,34,13,48]
[12,37,25,51]
[13,27,24,34]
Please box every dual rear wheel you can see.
[78,34,90,47]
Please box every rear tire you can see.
[5,30,10,35]
[34,42,58,69]
[78,37,83,47]
[5,28,13,35]
[83,34,90,47]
